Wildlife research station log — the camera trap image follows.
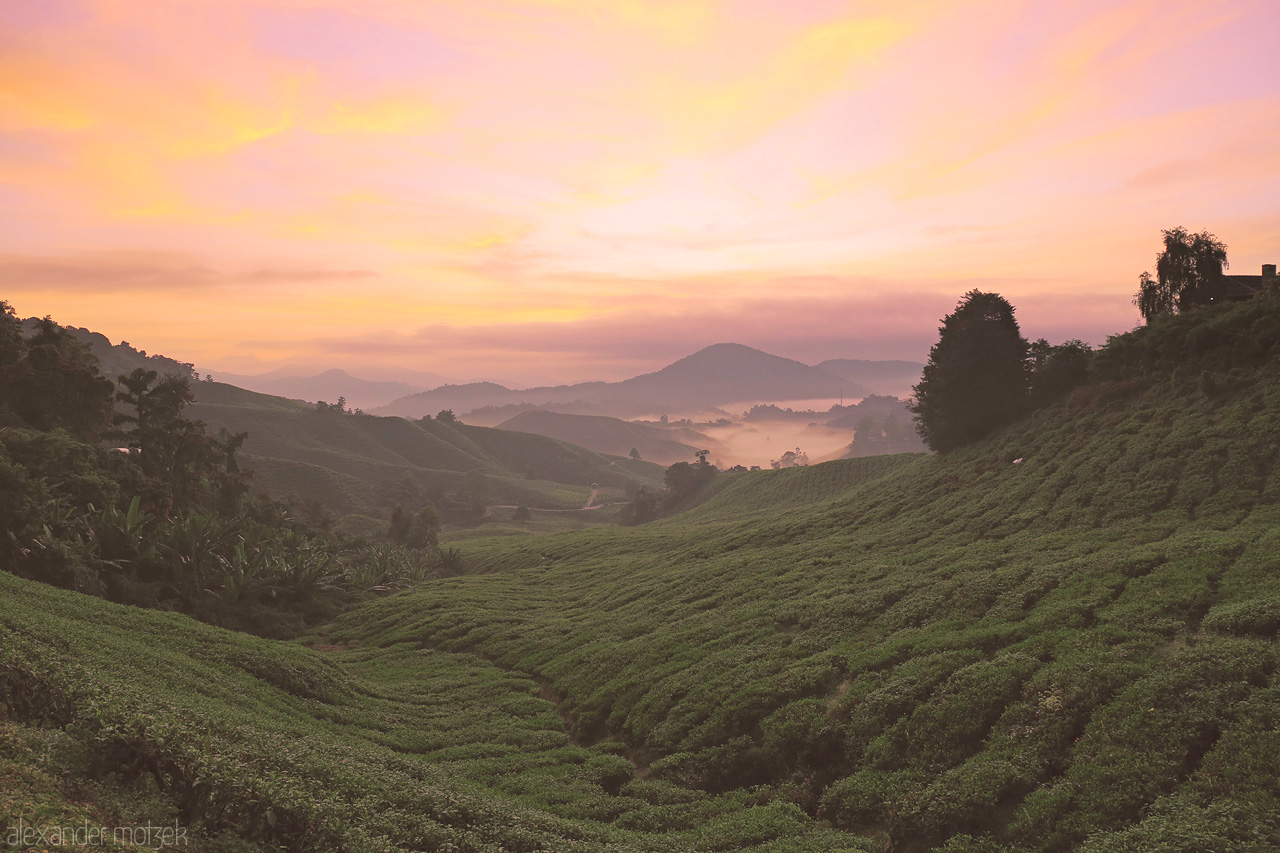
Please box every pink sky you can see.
[3,0,1278,383]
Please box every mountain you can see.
[375,343,862,419]
[814,358,924,396]
[189,381,664,519]
[497,410,711,465]
[207,367,445,410]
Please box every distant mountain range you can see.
[375,343,916,420]
[207,367,449,410]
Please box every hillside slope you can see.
[190,382,665,518]
[207,367,437,410]
[0,572,857,852]
[499,410,708,465]
[335,296,1280,851]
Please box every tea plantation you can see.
[4,296,1280,850]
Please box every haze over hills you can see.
[497,410,712,466]
[188,381,664,520]
[375,343,865,419]
[816,358,924,396]
[206,367,444,410]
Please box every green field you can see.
[4,296,1280,850]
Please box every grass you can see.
[0,572,862,852]
[329,301,1280,850]
[5,295,1280,850]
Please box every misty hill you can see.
[189,381,664,519]
[815,357,923,395]
[498,410,711,466]
[207,367,441,410]
[375,343,861,419]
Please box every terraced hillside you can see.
[190,381,664,518]
[334,297,1280,850]
[0,572,858,852]
[4,296,1280,851]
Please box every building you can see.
[1220,263,1278,302]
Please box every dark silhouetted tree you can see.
[629,447,641,460]
[513,504,531,523]
[910,290,1029,453]
[1135,227,1229,322]
[436,409,457,423]
[664,453,716,508]
[113,369,229,512]
[0,316,114,440]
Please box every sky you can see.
[2,0,1278,384]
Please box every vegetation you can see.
[1135,227,1230,321]
[910,291,1031,452]
[4,292,1280,850]
[330,294,1280,850]
[0,306,459,636]
[910,293,1093,453]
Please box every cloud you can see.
[235,283,1136,382]
[0,252,374,293]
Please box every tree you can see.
[910,290,1029,453]
[628,447,641,460]
[389,505,440,550]
[663,454,716,507]
[0,316,114,439]
[1134,227,1229,322]
[436,409,457,423]
[513,504,531,523]
[113,369,230,512]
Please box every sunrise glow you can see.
[3,0,1278,381]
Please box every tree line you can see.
[909,228,1266,454]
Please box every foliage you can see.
[1135,227,1230,321]
[910,291,1030,452]
[663,456,718,508]
[0,309,458,637]
[0,309,114,440]
[1027,338,1092,406]
[387,504,440,550]
[331,294,1280,850]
